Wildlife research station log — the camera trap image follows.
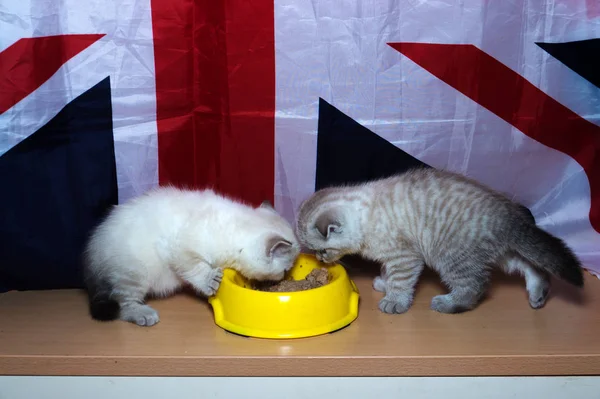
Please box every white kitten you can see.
[83,186,300,326]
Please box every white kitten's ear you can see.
[315,211,342,238]
[266,236,293,258]
[259,200,275,211]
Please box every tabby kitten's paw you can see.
[378,293,412,314]
[430,294,473,314]
[528,284,550,309]
[372,276,386,292]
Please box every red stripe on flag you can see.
[152,0,275,206]
[0,34,104,115]
[587,0,600,19]
[389,42,600,233]
[150,0,195,187]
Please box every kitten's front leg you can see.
[378,254,424,314]
[177,261,224,297]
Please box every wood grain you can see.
[1,260,599,377]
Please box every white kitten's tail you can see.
[83,260,120,321]
[85,275,120,321]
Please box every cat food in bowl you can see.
[253,267,329,292]
[208,253,360,339]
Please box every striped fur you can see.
[296,168,583,314]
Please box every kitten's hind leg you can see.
[378,254,424,314]
[112,280,160,327]
[432,259,490,314]
[120,302,160,326]
[525,266,550,309]
[176,260,223,297]
[503,256,550,309]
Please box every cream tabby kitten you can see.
[83,186,300,326]
[296,168,583,314]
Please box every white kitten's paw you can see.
[202,268,224,297]
[122,305,160,327]
[378,294,411,314]
[373,276,386,292]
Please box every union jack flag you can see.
[1,0,599,291]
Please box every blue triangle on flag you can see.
[315,98,430,190]
[0,77,118,292]
[536,38,600,89]
[315,98,535,225]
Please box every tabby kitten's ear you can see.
[260,200,275,211]
[266,235,293,258]
[315,210,342,238]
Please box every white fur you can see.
[84,186,300,326]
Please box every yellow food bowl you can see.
[208,253,360,339]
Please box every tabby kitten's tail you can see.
[511,223,584,287]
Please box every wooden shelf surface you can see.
[1,261,600,377]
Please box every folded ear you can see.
[315,210,342,238]
[266,235,293,258]
[259,200,275,211]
